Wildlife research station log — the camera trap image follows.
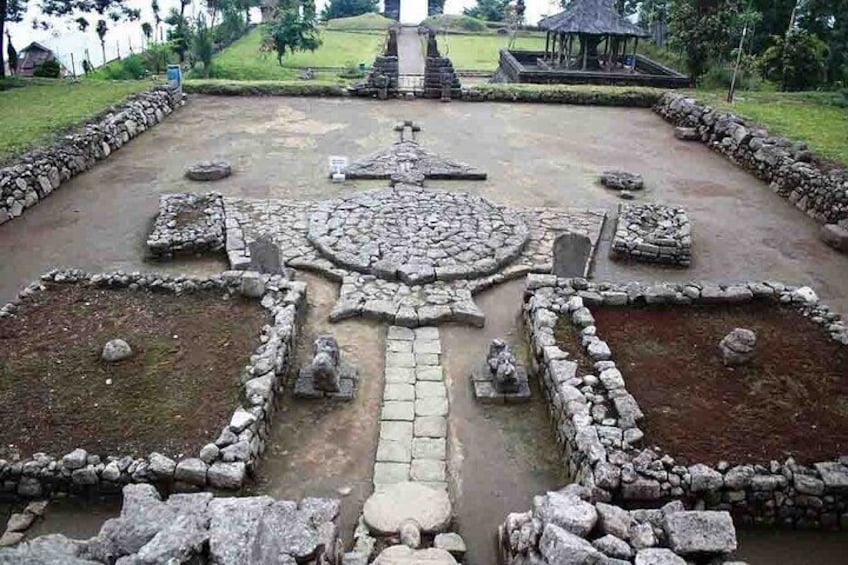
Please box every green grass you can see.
[210,26,384,80]
[438,32,546,71]
[422,14,489,33]
[325,12,394,30]
[0,79,152,160]
[692,90,848,164]
[184,79,348,97]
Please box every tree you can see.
[320,0,377,20]
[263,5,321,65]
[141,21,153,46]
[166,1,192,62]
[5,29,16,74]
[191,13,213,76]
[797,0,848,86]
[668,0,742,80]
[761,28,829,90]
[151,0,162,41]
[96,18,108,65]
[463,0,510,22]
[1,0,26,79]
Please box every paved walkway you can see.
[374,326,449,492]
[398,27,425,75]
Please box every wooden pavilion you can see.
[538,0,650,72]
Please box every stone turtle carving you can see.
[294,335,358,400]
[601,170,644,191]
[472,339,530,403]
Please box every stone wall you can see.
[524,274,848,530]
[147,192,226,258]
[654,92,848,224]
[500,484,740,564]
[0,86,182,226]
[0,483,341,563]
[0,268,306,499]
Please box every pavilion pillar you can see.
[633,37,639,68]
[545,31,550,59]
[581,34,588,70]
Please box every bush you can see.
[320,0,379,21]
[95,54,149,80]
[760,30,829,91]
[33,59,61,78]
[325,13,393,30]
[422,14,488,33]
[183,79,348,97]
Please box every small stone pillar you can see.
[374,74,389,100]
[440,70,452,103]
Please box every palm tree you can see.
[141,21,153,47]
[96,19,108,66]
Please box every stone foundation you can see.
[654,92,848,225]
[0,86,182,225]
[0,484,341,563]
[0,269,306,499]
[147,192,226,258]
[611,203,692,267]
[524,274,848,530]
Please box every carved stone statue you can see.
[487,339,520,394]
[311,335,341,392]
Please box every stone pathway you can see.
[374,326,448,492]
[397,27,425,76]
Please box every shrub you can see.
[33,59,61,78]
[422,14,488,33]
[760,30,829,91]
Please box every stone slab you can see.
[363,482,452,535]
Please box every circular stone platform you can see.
[307,187,529,285]
[185,160,232,181]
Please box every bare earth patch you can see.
[0,284,265,460]
[560,302,848,466]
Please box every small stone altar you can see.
[471,339,531,403]
[611,203,692,266]
[294,335,359,400]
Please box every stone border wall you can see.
[654,92,848,224]
[0,86,182,226]
[147,192,226,259]
[0,268,306,499]
[524,274,848,530]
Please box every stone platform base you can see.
[471,362,531,404]
[294,362,358,400]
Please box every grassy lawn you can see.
[0,79,151,160]
[210,27,384,80]
[325,12,394,30]
[693,90,848,164]
[438,32,546,71]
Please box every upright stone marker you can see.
[553,233,592,278]
[248,236,284,274]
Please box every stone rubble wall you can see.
[0,268,306,500]
[524,274,848,530]
[654,92,848,224]
[0,86,182,226]
[500,484,740,564]
[611,204,692,267]
[147,192,226,258]
[0,483,341,564]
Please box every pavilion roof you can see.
[538,0,649,37]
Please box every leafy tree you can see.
[463,0,509,22]
[33,57,60,76]
[797,0,848,86]
[1,0,26,79]
[191,13,213,76]
[263,5,321,65]
[760,28,829,91]
[428,0,444,16]
[668,0,742,80]
[320,0,377,20]
[151,0,162,41]
[165,1,192,62]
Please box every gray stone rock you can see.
[6,513,35,533]
[102,339,133,362]
[688,463,723,492]
[533,491,597,537]
[250,500,321,562]
[596,502,633,540]
[821,223,848,252]
[538,523,602,564]
[174,458,208,486]
[592,534,633,560]
[372,545,457,564]
[433,532,466,559]
[147,453,176,480]
[399,520,421,549]
[719,328,756,366]
[663,511,737,555]
[363,482,452,534]
[207,461,246,489]
[553,233,592,278]
[208,496,274,565]
[602,171,644,191]
[62,448,88,470]
[185,160,232,181]
[133,513,208,564]
[634,548,687,565]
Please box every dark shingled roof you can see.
[539,0,649,37]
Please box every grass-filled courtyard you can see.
[0,79,151,161]
[436,32,546,71]
[209,27,385,81]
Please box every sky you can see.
[5,0,565,74]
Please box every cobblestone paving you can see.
[222,194,605,327]
[374,326,449,492]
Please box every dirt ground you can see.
[573,302,848,465]
[2,96,848,560]
[0,284,261,459]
